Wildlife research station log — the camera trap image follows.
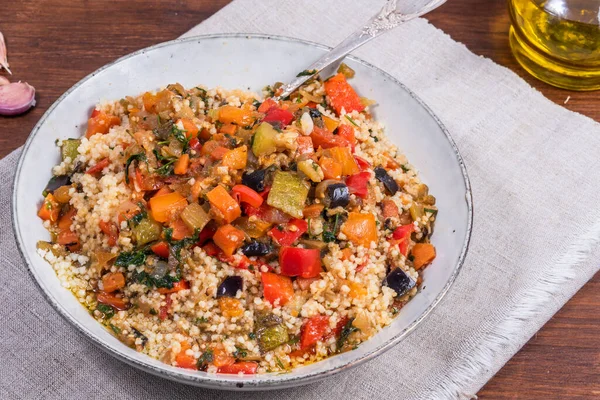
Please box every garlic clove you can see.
[0,81,36,116]
[0,32,11,75]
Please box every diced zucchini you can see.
[180,202,211,231]
[337,62,355,79]
[252,122,278,157]
[256,324,289,352]
[267,171,309,219]
[235,217,272,239]
[61,139,80,161]
[409,203,424,221]
[133,218,162,245]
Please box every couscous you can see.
[37,66,437,375]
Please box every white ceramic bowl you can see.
[12,34,472,390]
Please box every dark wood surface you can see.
[1,0,598,397]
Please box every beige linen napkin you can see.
[2,0,600,399]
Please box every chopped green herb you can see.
[97,303,115,319]
[171,124,191,152]
[337,318,359,351]
[149,308,158,316]
[109,324,121,335]
[233,346,248,359]
[401,164,410,173]
[275,356,286,370]
[125,153,146,183]
[345,115,359,127]
[424,207,438,216]
[197,349,214,368]
[131,269,182,290]
[296,69,317,77]
[114,249,147,267]
[248,332,256,340]
[195,317,209,324]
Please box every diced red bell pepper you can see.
[151,241,170,258]
[354,156,371,171]
[217,253,252,270]
[86,158,110,175]
[159,294,172,320]
[310,126,351,150]
[392,224,414,256]
[189,137,202,152]
[231,185,264,208]
[257,98,277,113]
[97,291,128,310]
[217,361,258,375]
[263,107,294,126]
[261,272,294,306]
[337,125,356,152]
[202,242,221,257]
[99,220,119,246]
[196,224,217,246]
[279,247,322,278]
[301,315,330,349]
[345,171,371,199]
[296,276,319,291]
[323,73,365,115]
[268,218,308,246]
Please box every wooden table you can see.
[1,0,598,397]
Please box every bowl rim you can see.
[11,32,473,390]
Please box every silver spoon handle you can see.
[277,0,447,99]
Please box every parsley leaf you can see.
[296,69,317,77]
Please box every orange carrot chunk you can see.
[38,193,60,222]
[411,243,436,269]
[173,154,190,175]
[102,272,126,293]
[340,212,378,248]
[206,185,241,224]
[149,192,187,223]
[213,224,245,256]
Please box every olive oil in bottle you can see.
[508,0,600,90]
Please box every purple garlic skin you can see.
[0,81,36,116]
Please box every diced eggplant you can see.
[216,276,244,298]
[308,108,321,119]
[240,240,272,257]
[44,175,71,195]
[383,267,416,297]
[241,169,267,193]
[374,167,399,195]
[325,183,350,208]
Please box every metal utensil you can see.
[277,0,447,99]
